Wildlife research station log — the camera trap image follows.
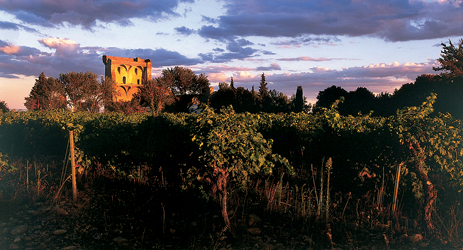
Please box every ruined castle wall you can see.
[102,55,152,101]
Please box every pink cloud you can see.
[284,56,331,61]
[0,45,21,55]
[208,72,228,83]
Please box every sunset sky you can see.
[1,0,462,110]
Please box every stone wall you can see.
[102,55,152,101]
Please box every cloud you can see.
[199,37,260,63]
[278,57,333,62]
[39,38,79,56]
[101,47,203,67]
[175,26,196,36]
[207,72,228,83]
[197,65,254,74]
[201,15,217,24]
[0,39,53,77]
[0,20,21,30]
[271,36,341,48]
[0,38,203,79]
[0,20,40,33]
[196,0,463,42]
[0,0,194,29]
[0,45,20,54]
[256,63,281,71]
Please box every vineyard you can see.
[1,94,463,249]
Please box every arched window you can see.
[118,67,121,74]
[135,68,138,75]
[123,76,126,84]
[137,79,140,85]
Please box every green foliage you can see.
[0,110,70,157]
[2,95,463,228]
[393,94,463,189]
[78,112,150,168]
[0,153,15,172]
[185,106,294,193]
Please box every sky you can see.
[0,0,462,110]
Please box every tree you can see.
[259,73,274,111]
[314,85,348,113]
[157,67,210,112]
[290,86,312,113]
[25,72,66,111]
[258,73,269,98]
[269,89,291,113]
[135,78,175,116]
[0,100,8,113]
[433,38,463,77]
[59,71,101,112]
[230,77,235,89]
[294,86,304,112]
[160,66,210,96]
[211,82,236,111]
[100,76,119,111]
[389,74,463,120]
[341,87,376,115]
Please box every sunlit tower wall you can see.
[102,55,152,101]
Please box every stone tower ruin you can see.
[102,55,152,101]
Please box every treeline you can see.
[314,38,463,120]
[314,74,463,119]
[24,71,115,113]
[22,69,309,115]
[210,74,310,113]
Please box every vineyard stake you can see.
[392,162,403,216]
[69,130,77,201]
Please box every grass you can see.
[1,155,463,249]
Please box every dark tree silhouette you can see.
[314,85,348,113]
[294,86,304,112]
[433,38,463,77]
[230,77,235,89]
[0,100,8,113]
[258,73,269,98]
[25,72,66,111]
[341,87,376,115]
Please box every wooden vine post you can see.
[392,162,403,215]
[69,130,77,201]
